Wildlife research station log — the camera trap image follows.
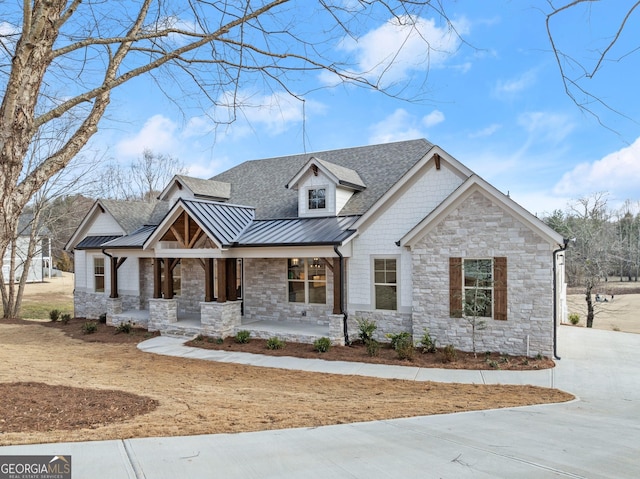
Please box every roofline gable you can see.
[351,145,473,231]
[400,175,565,248]
[64,200,125,251]
[143,198,255,250]
[286,157,365,191]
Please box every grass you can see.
[15,299,73,320]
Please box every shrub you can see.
[115,321,132,334]
[386,332,414,360]
[442,344,457,363]
[60,313,72,324]
[194,334,205,342]
[235,330,251,344]
[313,337,331,353]
[419,329,437,353]
[487,360,499,369]
[266,337,285,350]
[82,321,98,334]
[49,309,61,322]
[356,318,377,344]
[568,313,580,325]
[215,337,224,344]
[98,313,107,324]
[366,338,380,357]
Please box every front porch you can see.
[107,299,345,344]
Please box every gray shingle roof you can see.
[101,199,170,234]
[211,139,433,219]
[314,158,366,190]
[176,175,231,200]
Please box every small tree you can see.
[462,259,491,357]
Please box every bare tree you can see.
[99,150,187,201]
[565,193,611,328]
[545,1,640,127]
[0,1,460,318]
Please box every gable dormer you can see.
[286,157,366,217]
[158,175,231,206]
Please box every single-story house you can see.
[66,139,567,356]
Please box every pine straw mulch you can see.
[185,336,555,371]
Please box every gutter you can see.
[552,238,571,360]
[333,245,350,345]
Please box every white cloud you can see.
[328,15,469,87]
[369,108,443,144]
[495,69,537,96]
[209,89,326,140]
[369,109,423,144]
[517,111,575,145]
[553,137,640,199]
[116,114,179,158]
[422,110,445,128]
[469,123,502,138]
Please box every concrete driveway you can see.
[1,326,638,478]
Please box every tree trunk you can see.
[585,285,595,328]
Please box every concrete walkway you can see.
[1,326,639,478]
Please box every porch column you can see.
[216,258,227,303]
[109,256,119,299]
[226,258,238,301]
[204,258,215,302]
[332,257,342,314]
[153,259,162,298]
[163,257,174,299]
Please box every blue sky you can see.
[92,1,640,216]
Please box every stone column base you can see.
[201,301,242,338]
[148,298,178,331]
[105,297,123,326]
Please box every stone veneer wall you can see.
[139,258,154,308]
[243,257,335,325]
[410,191,555,357]
[177,258,205,315]
[352,310,413,342]
[74,291,106,319]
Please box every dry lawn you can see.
[567,281,640,333]
[0,321,573,446]
[0,274,573,446]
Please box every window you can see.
[463,259,493,318]
[374,258,397,310]
[449,257,507,320]
[288,258,326,304]
[94,257,105,293]
[308,188,326,210]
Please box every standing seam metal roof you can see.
[236,216,359,246]
[179,199,255,247]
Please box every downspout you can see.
[552,238,570,360]
[102,248,118,299]
[334,245,350,345]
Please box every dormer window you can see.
[308,188,326,210]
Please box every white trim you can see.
[371,255,400,311]
[401,175,564,249]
